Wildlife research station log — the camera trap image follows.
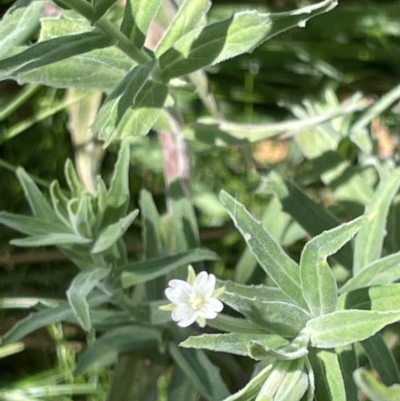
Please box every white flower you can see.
[160,265,224,328]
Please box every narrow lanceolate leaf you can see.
[273,359,308,401]
[308,348,346,401]
[155,0,211,57]
[219,191,306,308]
[121,0,161,48]
[159,0,337,81]
[92,61,156,137]
[169,343,230,401]
[341,251,400,294]
[266,171,354,269]
[121,249,217,287]
[338,284,400,312]
[353,368,400,401]
[16,168,59,221]
[66,268,111,330]
[181,332,289,359]
[222,363,274,401]
[256,359,305,401]
[0,212,69,236]
[2,294,108,344]
[300,217,364,316]
[92,210,139,253]
[307,310,400,348]
[140,189,164,299]
[75,325,162,375]
[221,291,310,337]
[10,233,92,247]
[98,141,131,230]
[353,169,400,274]
[361,334,400,386]
[0,31,115,79]
[0,0,43,56]
[140,190,163,258]
[222,280,294,303]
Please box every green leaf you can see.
[121,0,161,49]
[50,181,71,226]
[2,294,108,344]
[159,0,337,81]
[181,332,289,359]
[300,217,364,316]
[97,141,131,229]
[168,179,200,253]
[92,210,139,254]
[207,314,265,335]
[256,359,306,401]
[337,345,358,401]
[92,0,118,23]
[0,30,115,79]
[340,251,400,293]
[14,46,131,90]
[66,268,111,330]
[272,358,308,401]
[338,284,400,312]
[353,169,400,274]
[219,190,306,308]
[308,348,346,401]
[140,189,163,258]
[10,233,92,247]
[15,168,58,222]
[0,212,69,236]
[155,0,211,57]
[121,248,217,287]
[168,343,230,401]
[265,171,354,269]
[361,334,400,386]
[307,310,400,348]
[74,325,161,375]
[221,291,310,337]
[249,330,309,361]
[140,189,164,299]
[0,0,43,56]
[222,280,294,303]
[353,368,400,401]
[67,196,94,238]
[167,367,197,401]
[186,94,367,147]
[92,61,156,137]
[114,80,169,142]
[64,158,83,198]
[222,362,274,401]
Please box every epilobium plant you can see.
[2,0,400,400]
[161,265,224,327]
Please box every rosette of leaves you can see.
[181,173,400,401]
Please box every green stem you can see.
[57,0,151,64]
[0,84,40,121]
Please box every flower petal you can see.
[194,271,216,298]
[172,305,197,327]
[198,298,223,319]
[165,280,193,304]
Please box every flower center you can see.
[189,295,205,310]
